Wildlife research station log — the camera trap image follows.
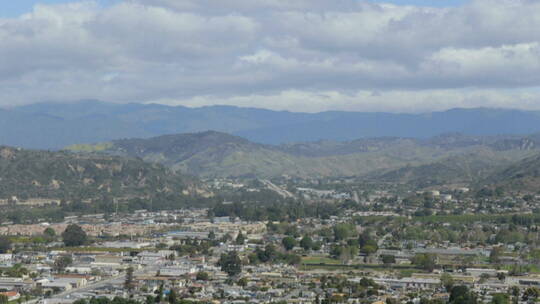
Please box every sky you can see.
[0,0,470,17]
[0,0,539,113]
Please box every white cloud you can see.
[0,0,539,112]
[152,88,540,113]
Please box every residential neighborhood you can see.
[2,186,540,304]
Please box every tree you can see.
[156,243,168,249]
[412,253,437,272]
[0,236,12,254]
[334,223,355,241]
[43,227,56,242]
[196,272,209,281]
[258,244,278,263]
[359,231,378,256]
[490,246,503,264]
[523,287,540,302]
[124,267,135,292]
[312,241,322,251]
[441,273,455,292]
[449,285,477,304]
[331,245,358,262]
[282,236,297,251]
[285,253,302,265]
[237,277,248,287]
[208,231,216,240]
[235,231,245,245]
[220,233,232,243]
[509,286,520,300]
[358,231,373,247]
[359,277,377,287]
[155,284,164,303]
[300,235,313,251]
[218,251,242,277]
[167,289,177,304]
[54,256,73,272]
[382,255,396,266]
[360,244,378,256]
[491,293,509,304]
[62,224,87,247]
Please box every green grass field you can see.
[300,256,420,272]
[414,213,540,224]
[53,246,145,253]
[301,256,342,264]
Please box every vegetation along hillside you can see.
[481,153,540,193]
[0,146,203,202]
[68,132,539,184]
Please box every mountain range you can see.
[4,100,540,191]
[3,101,540,149]
[67,131,540,188]
[0,128,539,199]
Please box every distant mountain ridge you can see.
[3,100,540,149]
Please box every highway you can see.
[260,179,295,199]
[26,264,160,304]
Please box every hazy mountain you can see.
[4,101,540,149]
[236,108,540,144]
[68,131,539,180]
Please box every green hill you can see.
[366,150,524,188]
[0,146,199,201]
[482,153,540,192]
[68,132,539,182]
[73,132,442,178]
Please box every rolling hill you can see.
[0,146,200,201]
[481,153,540,192]
[68,131,539,182]
[366,152,520,188]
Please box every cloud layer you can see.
[1,0,539,112]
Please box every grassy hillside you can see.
[68,132,539,182]
[367,149,532,188]
[0,146,197,200]
[482,153,540,192]
[75,131,448,178]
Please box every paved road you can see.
[26,264,160,304]
[353,191,360,204]
[377,233,392,247]
[260,179,295,199]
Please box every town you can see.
[2,0,540,303]
[1,179,540,304]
